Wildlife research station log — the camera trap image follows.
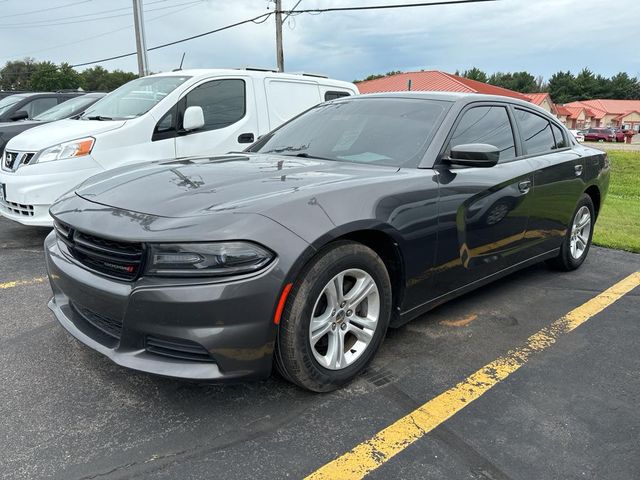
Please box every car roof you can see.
[346,91,557,118]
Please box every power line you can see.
[69,0,497,68]
[70,12,273,68]
[0,0,198,29]
[280,0,498,14]
[0,3,203,62]
[0,0,92,19]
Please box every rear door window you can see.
[515,108,555,155]
[22,97,58,118]
[325,91,351,101]
[551,123,568,149]
[447,105,516,161]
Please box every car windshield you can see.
[79,76,190,120]
[0,94,27,117]
[250,98,451,167]
[33,95,103,121]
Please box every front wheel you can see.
[275,241,392,392]
[546,194,594,271]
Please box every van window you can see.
[81,75,191,120]
[185,79,245,131]
[325,91,351,101]
[447,106,515,161]
[515,108,555,155]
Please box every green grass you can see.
[593,150,640,253]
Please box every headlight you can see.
[35,137,95,163]
[146,242,274,277]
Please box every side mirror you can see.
[182,106,205,132]
[445,143,500,167]
[10,110,28,121]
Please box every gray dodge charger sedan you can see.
[45,92,609,392]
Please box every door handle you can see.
[518,180,531,194]
[237,133,255,144]
[574,164,583,176]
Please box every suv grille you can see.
[146,336,214,363]
[2,150,36,171]
[54,220,144,281]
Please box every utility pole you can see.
[275,0,284,72]
[132,0,149,76]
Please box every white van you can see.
[0,68,357,226]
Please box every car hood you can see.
[76,154,400,218]
[5,118,126,151]
[0,119,47,136]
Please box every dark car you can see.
[0,91,85,123]
[0,93,106,155]
[44,93,609,392]
[584,127,616,142]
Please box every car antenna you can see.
[173,52,186,72]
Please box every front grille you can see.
[2,150,36,171]
[71,302,123,341]
[54,220,144,281]
[0,199,34,216]
[146,336,215,363]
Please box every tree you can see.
[461,67,487,83]
[548,71,577,103]
[488,71,538,93]
[609,72,640,99]
[28,62,82,91]
[0,58,37,90]
[573,68,600,100]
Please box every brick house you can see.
[564,99,640,131]
[523,92,556,114]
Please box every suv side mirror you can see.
[182,106,205,132]
[10,110,28,121]
[445,143,500,167]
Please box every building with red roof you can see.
[523,93,556,114]
[564,99,640,131]
[355,71,531,101]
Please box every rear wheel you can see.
[546,194,594,271]
[275,241,392,392]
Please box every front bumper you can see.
[0,161,102,227]
[45,231,283,381]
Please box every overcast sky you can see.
[0,0,638,82]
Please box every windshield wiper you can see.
[84,115,113,121]
[283,153,336,162]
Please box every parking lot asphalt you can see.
[1,216,639,480]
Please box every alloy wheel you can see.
[308,269,380,370]
[569,205,591,260]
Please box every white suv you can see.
[0,68,357,226]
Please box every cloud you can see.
[0,0,637,82]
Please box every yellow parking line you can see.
[306,271,640,480]
[0,277,47,289]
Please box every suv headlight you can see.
[146,242,274,277]
[35,137,95,163]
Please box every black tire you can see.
[275,241,392,392]
[546,194,595,271]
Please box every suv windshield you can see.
[249,98,451,167]
[33,95,102,121]
[79,76,190,120]
[0,94,27,117]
